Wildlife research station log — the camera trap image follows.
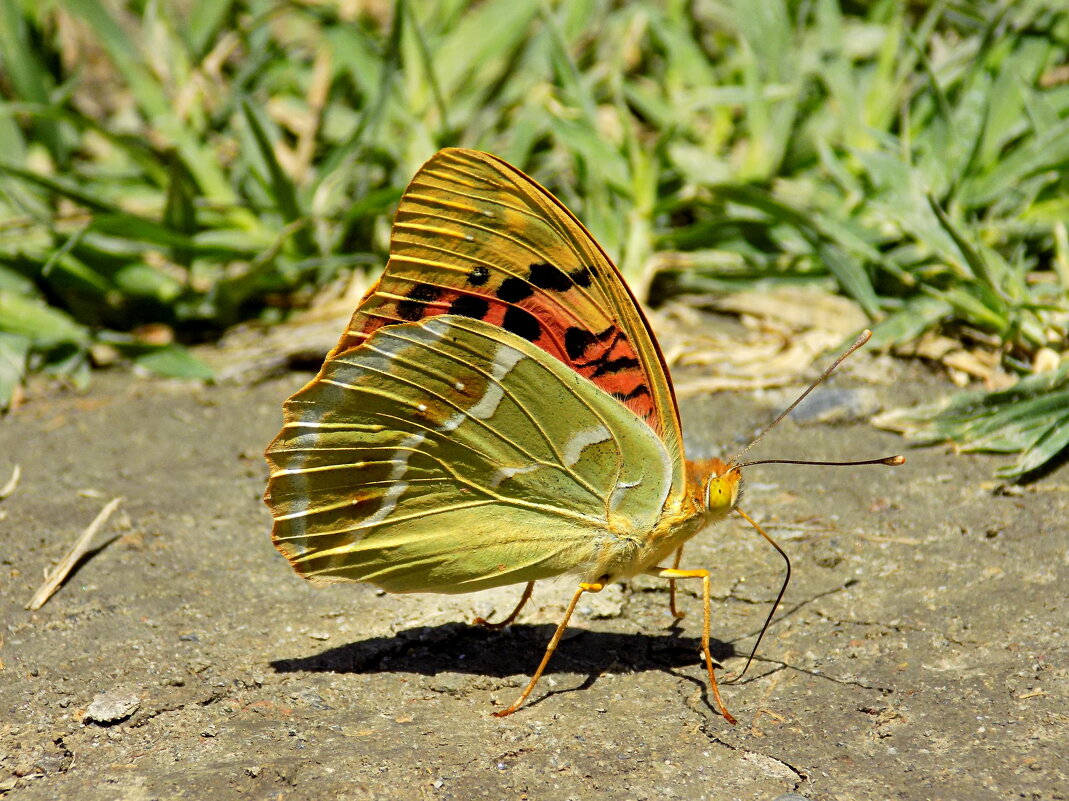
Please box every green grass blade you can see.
[999,412,1069,477]
[0,289,90,346]
[0,331,30,409]
[240,100,315,255]
[0,0,68,164]
[61,0,236,205]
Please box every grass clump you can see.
[0,1,1066,473]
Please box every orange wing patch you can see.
[330,151,661,432]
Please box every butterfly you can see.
[263,148,902,721]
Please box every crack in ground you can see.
[693,714,809,790]
[130,688,228,728]
[757,657,894,693]
[672,674,809,791]
[811,608,897,629]
[809,608,985,648]
[725,580,858,643]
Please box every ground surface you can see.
[1,338,1066,801]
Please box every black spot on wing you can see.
[396,284,442,321]
[569,266,592,288]
[449,294,490,320]
[564,327,597,360]
[591,355,640,378]
[502,306,541,342]
[496,277,533,303]
[612,384,651,403]
[528,262,573,292]
[564,324,619,361]
[467,265,490,286]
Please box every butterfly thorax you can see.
[591,459,740,584]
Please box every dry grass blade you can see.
[26,496,123,611]
[0,464,20,500]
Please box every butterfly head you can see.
[688,458,742,521]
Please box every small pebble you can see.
[82,691,140,725]
[784,387,880,424]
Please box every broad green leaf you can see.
[130,344,214,380]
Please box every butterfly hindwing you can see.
[266,315,674,594]
[329,149,684,476]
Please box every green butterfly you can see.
[265,149,900,720]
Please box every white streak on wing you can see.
[275,320,437,545]
[468,345,524,420]
[609,478,642,513]
[361,432,425,527]
[490,463,543,488]
[274,371,345,534]
[561,425,611,467]
[437,342,524,434]
[438,410,465,434]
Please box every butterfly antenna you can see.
[729,329,876,468]
[737,455,905,469]
[730,507,789,681]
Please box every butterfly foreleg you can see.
[650,567,737,725]
[667,547,686,620]
[472,581,535,630]
[492,581,604,718]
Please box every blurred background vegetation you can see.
[1,0,1067,475]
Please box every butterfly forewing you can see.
[329,149,684,475]
[266,315,673,594]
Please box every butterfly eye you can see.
[704,470,740,515]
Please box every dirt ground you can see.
[1,337,1066,801]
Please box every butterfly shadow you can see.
[270,621,736,692]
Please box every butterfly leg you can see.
[472,581,535,630]
[667,547,686,620]
[650,567,737,725]
[492,582,604,718]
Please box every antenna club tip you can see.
[886,455,906,465]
